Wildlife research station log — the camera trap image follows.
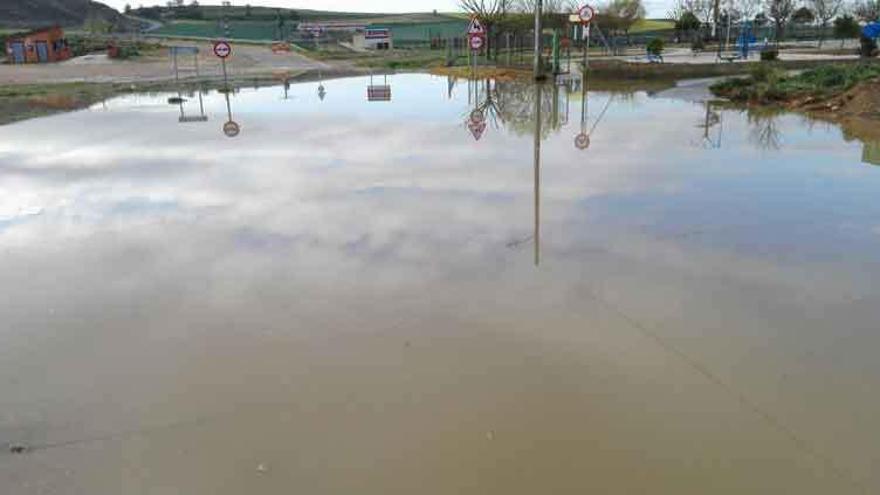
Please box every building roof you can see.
[5,25,63,41]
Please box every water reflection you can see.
[3,74,880,495]
[171,88,208,124]
[367,74,392,102]
[221,87,240,138]
[748,111,783,151]
[696,101,723,149]
[863,141,880,166]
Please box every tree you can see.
[598,0,646,34]
[792,6,816,23]
[855,0,880,21]
[668,0,714,27]
[834,13,861,47]
[732,0,764,24]
[766,0,796,42]
[512,0,576,28]
[245,4,252,18]
[124,3,132,14]
[809,0,844,46]
[676,11,703,32]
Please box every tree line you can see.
[668,0,877,47]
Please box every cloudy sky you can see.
[107,1,670,18]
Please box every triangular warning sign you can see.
[468,120,487,141]
[468,17,486,35]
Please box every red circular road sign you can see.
[578,5,596,24]
[469,35,485,51]
[213,41,232,59]
[223,120,240,138]
[470,109,485,124]
[575,132,591,150]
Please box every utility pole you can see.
[534,0,544,79]
[713,0,720,39]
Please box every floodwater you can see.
[1,74,879,494]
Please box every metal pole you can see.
[534,0,544,79]
[173,50,179,82]
[586,25,591,69]
[221,57,228,90]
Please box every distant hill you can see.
[0,0,125,29]
[133,5,461,25]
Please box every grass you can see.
[711,63,880,103]
[153,20,279,41]
[0,82,120,126]
[630,19,676,34]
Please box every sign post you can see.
[213,40,239,138]
[467,17,487,78]
[575,5,595,70]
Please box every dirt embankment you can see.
[786,79,880,142]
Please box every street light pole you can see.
[534,0,544,79]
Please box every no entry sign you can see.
[213,41,232,59]
[470,109,485,125]
[223,120,240,138]
[469,35,485,51]
[577,5,596,24]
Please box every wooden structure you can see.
[4,26,71,64]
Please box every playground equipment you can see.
[861,22,880,57]
[718,21,765,62]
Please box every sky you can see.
[106,1,670,18]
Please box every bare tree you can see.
[512,0,577,13]
[598,0,646,34]
[669,0,715,25]
[810,0,844,46]
[767,0,797,42]
[854,0,880,21]
[732,0,763,21]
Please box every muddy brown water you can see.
[0,74,878,494]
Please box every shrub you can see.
[750,63,781,83]
[647,38,665,56]
[760,48,779,61]
[691,37,705,51]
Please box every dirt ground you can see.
[0,41,351,85]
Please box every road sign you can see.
[469,35,485,51]
[213,41,232,59]
[577,5,596,24]
[223,120,240,138]
[468,17,486,36]
[575,132,590,150]
[470,109,485,125]
[468,120,486,141]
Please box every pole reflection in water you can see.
[222,89,240,138]
[533,83,542,267]
[696,100,723,149]
[573,76,614,151]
